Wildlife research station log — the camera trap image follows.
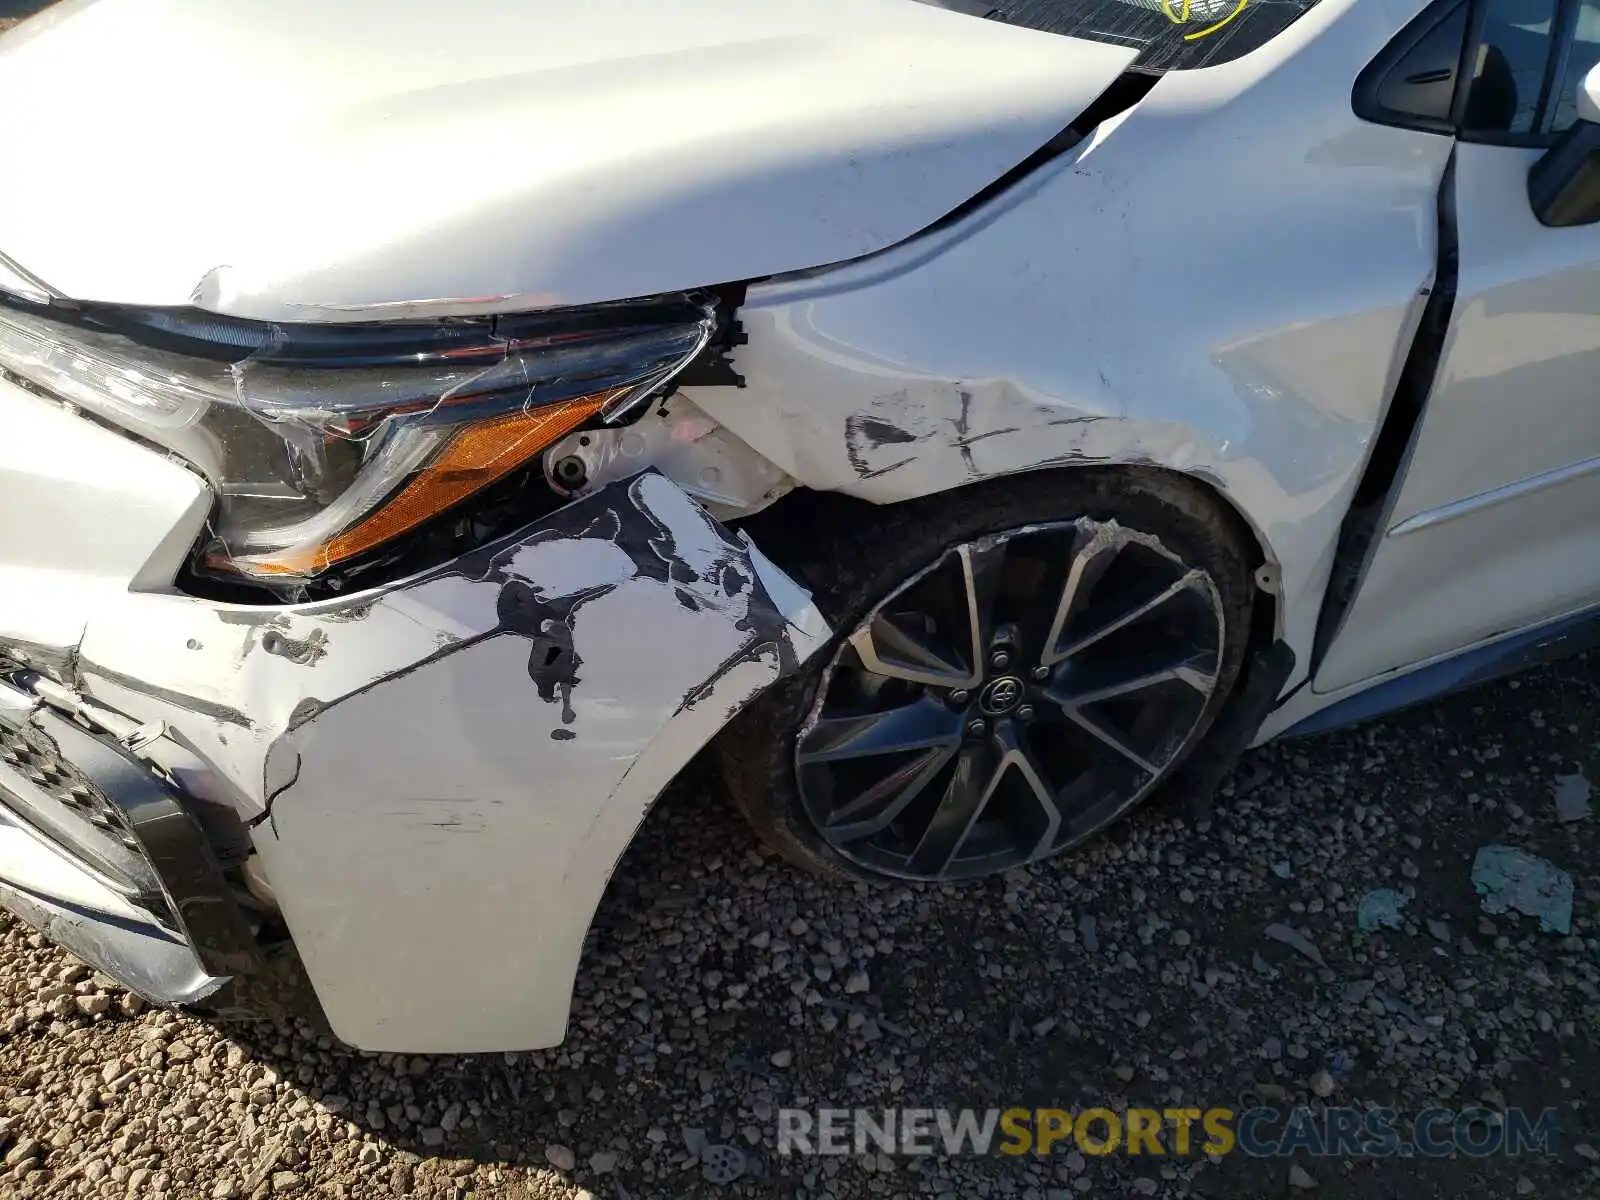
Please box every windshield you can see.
[925,0,1325,72]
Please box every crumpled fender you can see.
[72,473,827,1050]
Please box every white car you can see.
[0,0,1596,1052]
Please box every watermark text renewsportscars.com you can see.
[777,1106,1560,1159]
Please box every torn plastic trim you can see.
[0,681,259,1003]
[23,707,260,978]
[0,868,225,1007]
[1161,639,1296,819]
[0,632,81,687]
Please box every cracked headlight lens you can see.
[0,297,713,582]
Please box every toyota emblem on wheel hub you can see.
[978,675,1025,715]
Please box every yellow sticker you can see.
[1159,0,1250,41]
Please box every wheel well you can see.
[716,458,1287,877]
[737,461,1280,655]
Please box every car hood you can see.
[0,0,1134,321]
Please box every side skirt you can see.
[1284,603,1600,737]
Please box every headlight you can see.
[0,252,52,306]
[0,296,714,582]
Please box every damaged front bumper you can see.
[0,680,258,1005]
[0,471,827,1052]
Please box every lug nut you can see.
[991,650,1011,670]
[1030,665,1050,681]
[949,689,970,707]
[1017,705,1035,721]
[968,719,987,737]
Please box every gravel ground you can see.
[4,14,1600,1200]
[0,648,1593,1200]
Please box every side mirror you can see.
[1529,62,1600,227]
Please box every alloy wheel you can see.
[794,518,1226,880]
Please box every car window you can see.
[1550,2,1600,131]
[1461,0,1558,135]
[1367,0,1472,128]
[945,0,1327,72]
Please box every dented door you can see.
[1315,143,1600,693]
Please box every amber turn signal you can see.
[239,394,609,576]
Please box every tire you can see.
[718,467,1256,883]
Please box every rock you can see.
[1470,845,1574,934]
[1553,773,1591,823]
[74,993,111,1017]
[242,1135,286,1195]
[770,1049,794,1069]
[1263,923,1326,968]
[271,1171,304,1194]
[544,1144,576,1172]
[4,1137,39,1167]
[1357,889,1408,932]
[1288,1164,1318,1189]
[700,1144,748,1185]
[420,1127,444,1148]
[0,677,1575,1200]
[1078,915,1099,953]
